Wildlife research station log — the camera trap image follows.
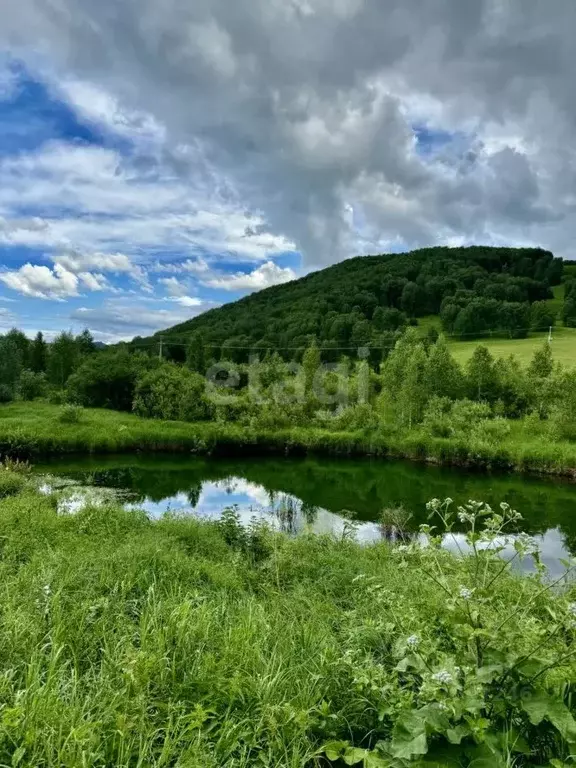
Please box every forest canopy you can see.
[130,246,563,364]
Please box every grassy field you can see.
[0,473,574,765]
[3,402,576,477]
[418,283,576,367]
[447,327,576,366]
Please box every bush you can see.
[17,370,47,401]
[317,403,380,432]
[0,469,25,497]
[0,429,39,460]
[0,385,14,404]
[58,405,83,424]
[423,398,494,439]
[48,389,69,405]
[67,351,156,411]
[471,416,511,445]
[133,364,213,422]
[213,395,257,424]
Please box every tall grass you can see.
[2,401,576,476]
[0,484,575,764]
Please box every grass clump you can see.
[0,485,574,765]
[58,404,83,424]
[0,467,25,497]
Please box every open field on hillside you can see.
[418,283,576,367]
[447,327,576,366]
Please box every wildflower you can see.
[458,512,474,524]
[42,584,51,597]
[406,634,420,648]
[568,602,576,616]
[459,587,473,600]
[432,670,453,685]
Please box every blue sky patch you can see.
[0,60,300,341]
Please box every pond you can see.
[34,454,576,578]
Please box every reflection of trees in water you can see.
[301,501,319,526]
[274,496,319,535]
[379,506,416,544]
[48,455,576,556]
[378,523,417,544]
[275,496,298,534]
[186,483,202,509]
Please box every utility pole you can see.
[158,337,163,361]
[548,326,553,344]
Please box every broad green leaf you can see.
[546,699,576,742]
[418,704,450,732]
[516,656,551,678]
[390,732,427,760]
[522,690,576,740]
[323,740,348,761]
[465,743,506,767]
[475,664,504,683]
[447,725,470,745]
[343,747,368,765]
[521,690,551,725]
[503,727,531,755]
[391,712,428,760]
[363,754,391,768]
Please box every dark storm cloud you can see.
[3,0,576,262]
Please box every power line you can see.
[127,326,558,351]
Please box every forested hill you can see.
[132,246,563,364]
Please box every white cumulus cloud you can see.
[203,261,297,292]
[0,263,80,300]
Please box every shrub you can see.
[0,469,25,497]
[471,416,511,445]
[133,364,213,422]
[67,351,156,411]
[48,389,69,405]
[0,384,14,404]
[0,429,39,459]
[318,403,380,432]
[213,395,257,424]
[422,396,455,438]
[322,499,576,767]
[17,370,47,401]
[58,405,83,424]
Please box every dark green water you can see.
[34,454,576,575]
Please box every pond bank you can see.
[34,452,576,576]
[2,402,576,479]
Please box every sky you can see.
[0,1,575,341]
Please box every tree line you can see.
[3,321,576,453]
[0,329,96,403]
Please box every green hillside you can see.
[132,246,564,364]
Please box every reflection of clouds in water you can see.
[47,487,123,515]
[37,473,575,579]
[212,479,272,508]
[428,528,572,581]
